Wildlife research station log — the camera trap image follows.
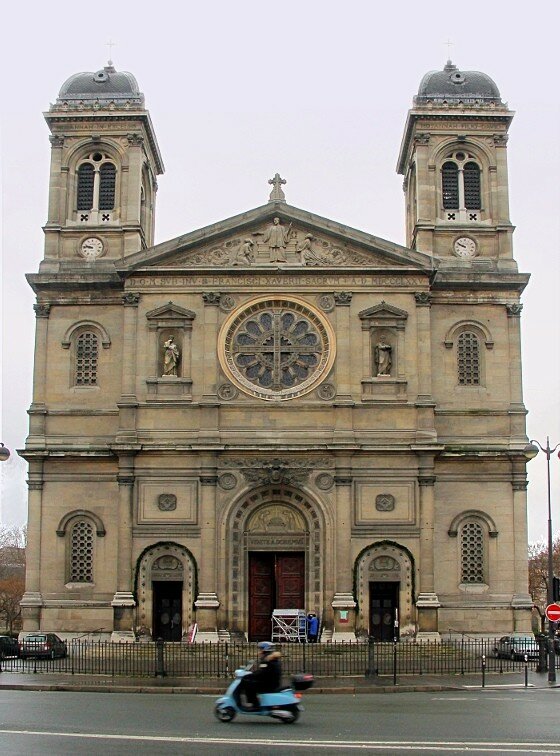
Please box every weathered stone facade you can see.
[20,61,533,641]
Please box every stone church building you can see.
[20,60,533,641]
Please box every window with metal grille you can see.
[70,520,94,582]
[75,332,98,385]
[461,521,484,583]
[99,163,116,210]
[463,162,481,209]
[77,163,95,210]
[442,162,459,209]
[457,331,480,385]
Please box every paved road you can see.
[1,688,559,754]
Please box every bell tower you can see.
[397,61,516,270]
[42,63,164,271]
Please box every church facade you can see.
[20,61,533,641]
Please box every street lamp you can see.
[0,443,10,462]
[530,437,559,684]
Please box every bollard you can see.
[524,653,528,687]
[481,654,486,688]
[155,637,166,678]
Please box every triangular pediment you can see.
[146,302,196,321]
[121,203,433,274]
[359,302,409,321]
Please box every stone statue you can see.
[162,336,180,376]
[263,217,291,262]
[297,233,322,266]
[231,238,254,266]
[374,338,392,376]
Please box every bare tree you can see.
[0,525,26,633]
[528,537,560,633]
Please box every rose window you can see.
[219,296,335,400]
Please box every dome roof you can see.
[57,64,144,106]
[415,61,502,104]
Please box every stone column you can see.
[111,453,136,632]
[331,471,356,639]
[116,293,140,444]
[200,293,220,442]
[414,293,436,442]
[416,455,440,638]
[511,457,533,629]
[20,456,46,630]
[506,304,526,441]
[194,473,220,641]
[334,292,352,400]
[411,135,433,253]
[27,304,50,446]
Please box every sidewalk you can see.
[0,670,557,695]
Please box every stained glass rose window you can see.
[219,296,335,400]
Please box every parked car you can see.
[0,635,19,659]
[19,633,67,660]
[494,634,539,660]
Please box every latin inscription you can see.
[131,275,425,288]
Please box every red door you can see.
[248,552,305,641]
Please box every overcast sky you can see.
[1,1,559,543]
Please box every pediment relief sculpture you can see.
[155,225,403,269]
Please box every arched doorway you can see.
[223,485,327,640]
[355,542,415,639]
[135,543,196,640]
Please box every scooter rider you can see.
[236,641,282,710]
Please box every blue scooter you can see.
[214,668,314,724]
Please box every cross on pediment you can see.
[268,173,287,203]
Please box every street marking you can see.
[0,730,559,753]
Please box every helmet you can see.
[258,641,273,651]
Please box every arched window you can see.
[442,162,459,209]
[460,521,484,583]
[75,152,117,216]
[77,163,95,210]
[463,162,481,209]
[457,331,480,385]
[440,151,482,213]
[75,331,99,385]
[70,520,94,583]
[99,163,116,210]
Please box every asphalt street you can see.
[0,688,559,754]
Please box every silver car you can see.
[494,634,539,660]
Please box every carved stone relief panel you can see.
[354,482,415,528]
[159,224,398,268]
[137,480,198,524]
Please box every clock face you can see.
[454,236,477,258]
[80,237,104,260]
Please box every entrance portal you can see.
[248,552,304,641]
[153,581,183,641]
[369,581,399,641]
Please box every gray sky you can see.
[1,1,559,543]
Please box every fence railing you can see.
[0,637,556,678]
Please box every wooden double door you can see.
[248,552,305,641]
[369,581,399,641]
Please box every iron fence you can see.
[0,637,556,678]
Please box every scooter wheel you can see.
[214,705,236,722]
[280,708,299,724]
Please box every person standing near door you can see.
[307,612,319,643]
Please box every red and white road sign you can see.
[545,603,560,622]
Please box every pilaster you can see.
[195,472,220,640]
[112,453,136,631]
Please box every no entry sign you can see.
[545,603,560,622]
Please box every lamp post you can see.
[531,437,559,684]
[0,444,10,462]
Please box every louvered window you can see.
[70,520,94,583]
[99,163,116,210]
[77,163,95,210]
[463,162,481,209]
[461,522,484,583]
[75,331,99,385]
[457,331,480,385]
[442,162,459,209]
